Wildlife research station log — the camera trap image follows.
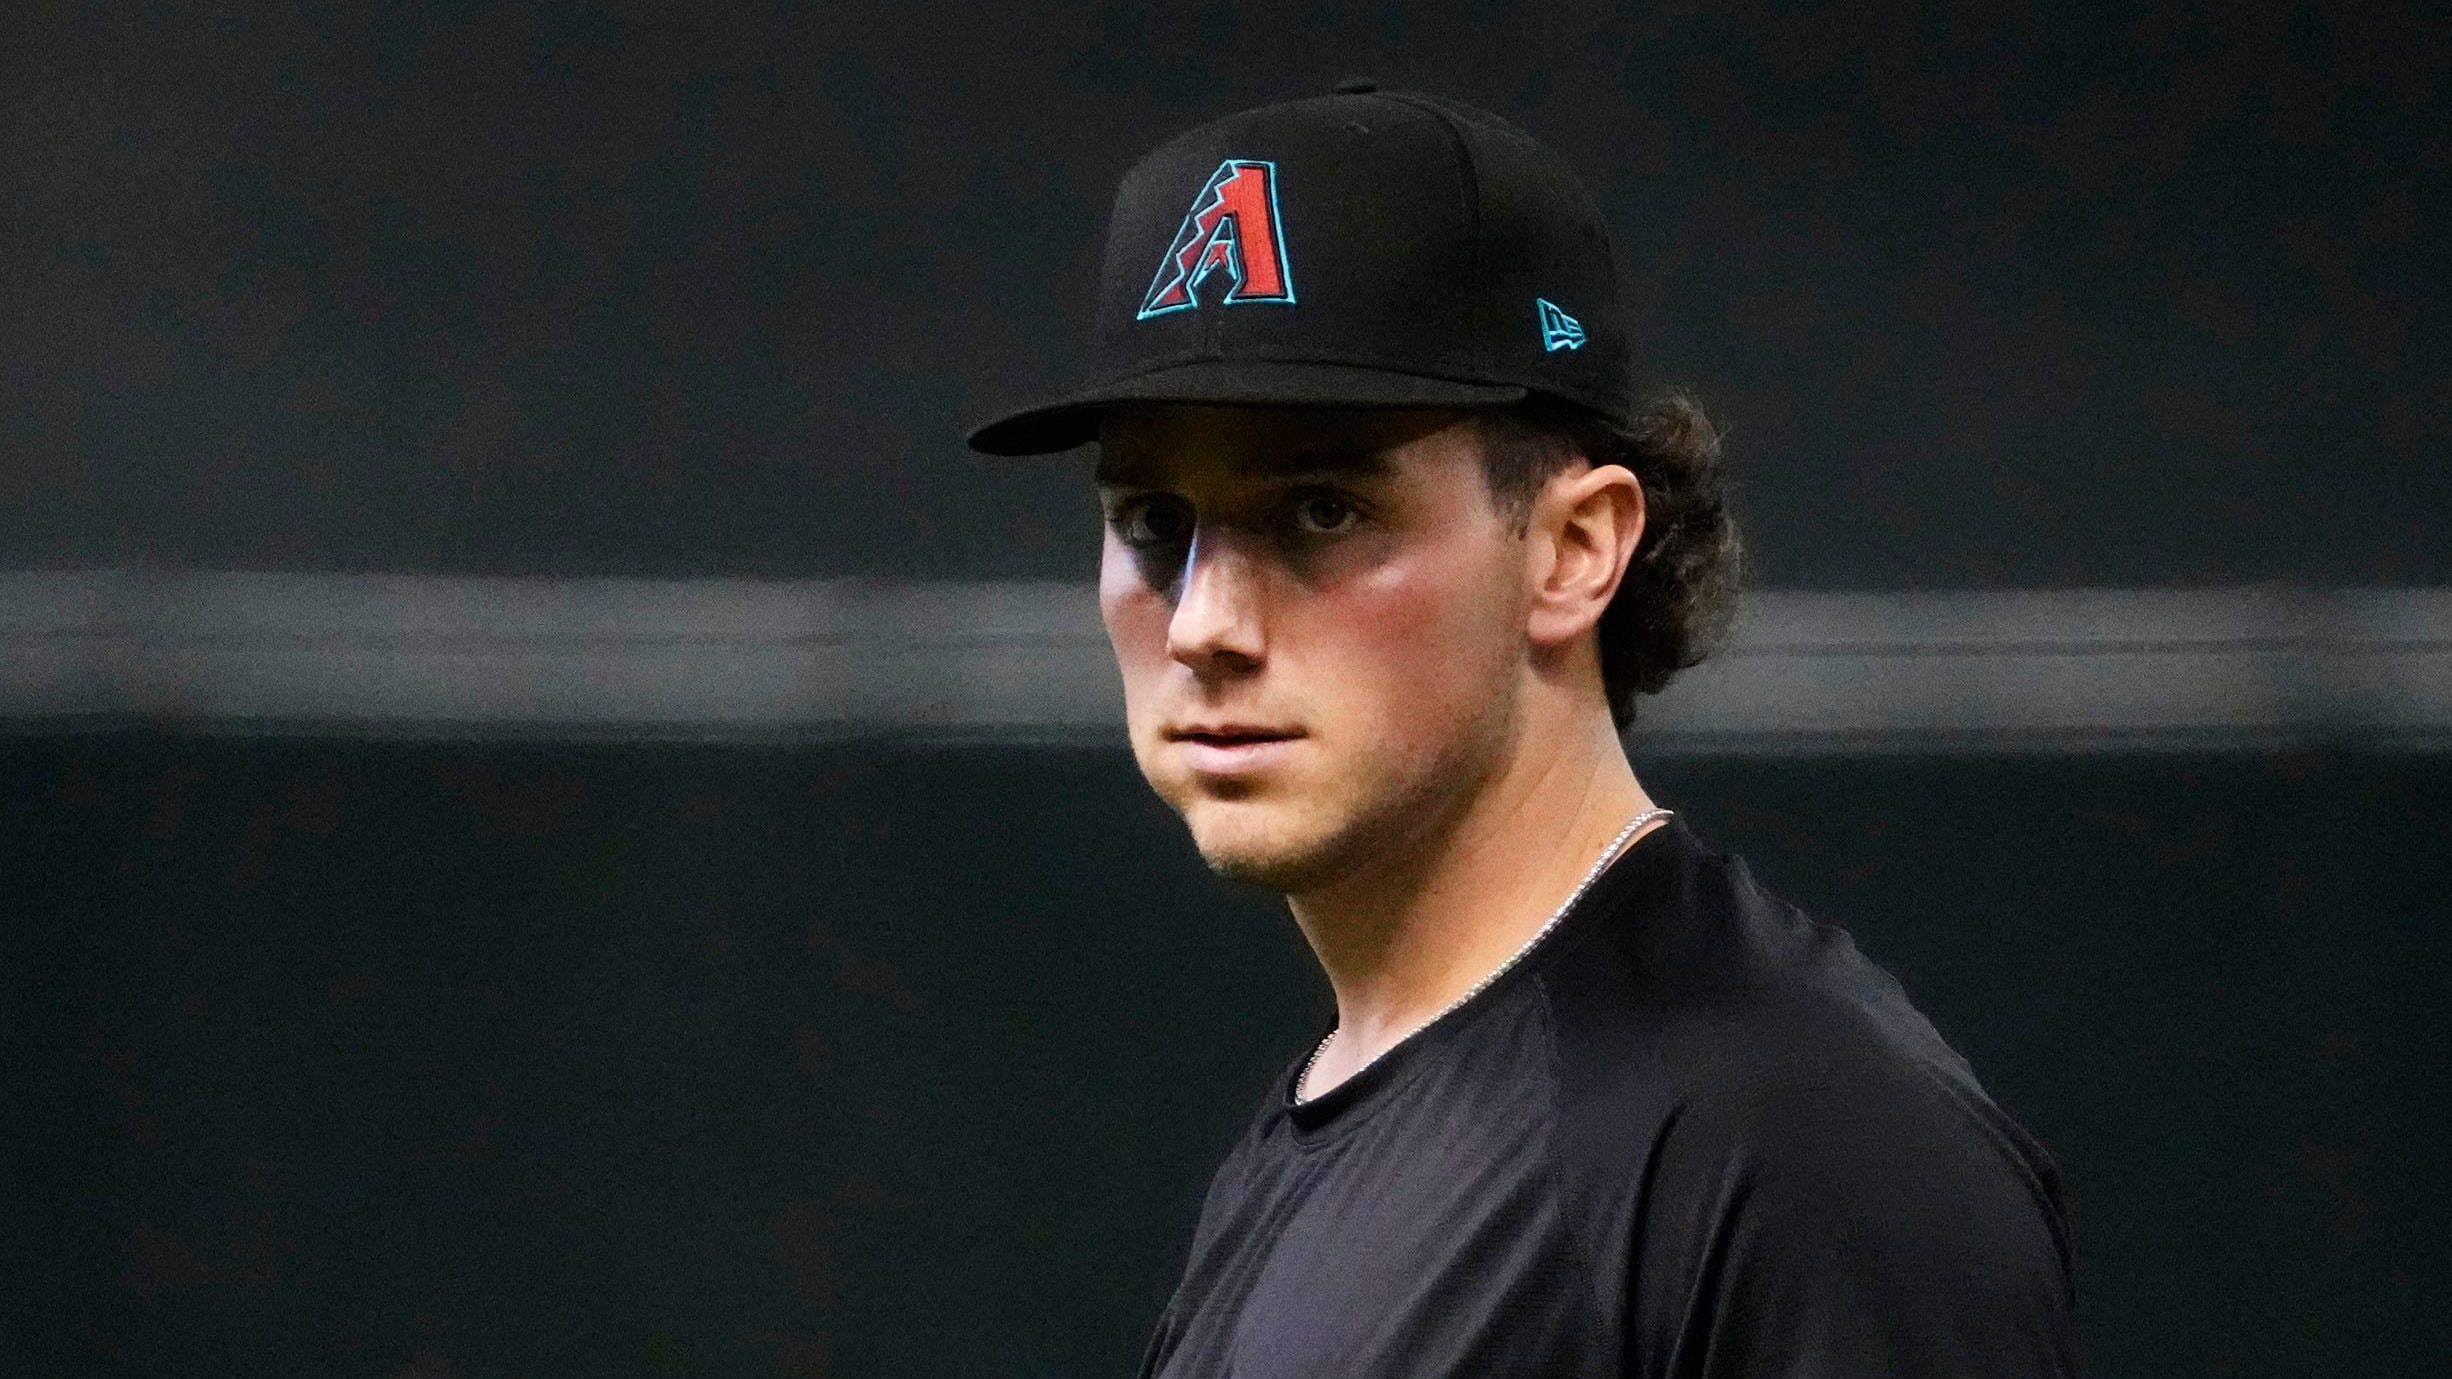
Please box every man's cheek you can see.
[1102,591,1170,681]
[1344,553,1469,644]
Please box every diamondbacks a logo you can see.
[1537,298,1586,352]
[1137,159,1297,319]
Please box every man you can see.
[968,84,2078,1378]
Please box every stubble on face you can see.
[1180,674,1517,898]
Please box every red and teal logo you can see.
[1137,159,1297,319]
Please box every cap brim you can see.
[965,359,1530,456]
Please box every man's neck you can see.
[1285,705,1661,1095]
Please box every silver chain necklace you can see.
[1295,806,1674,1105]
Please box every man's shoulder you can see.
[1543,941,2030,1204]
[1534,825,2075,1323]
[1545,818,1980,1103]
[1538,817,2065,1216]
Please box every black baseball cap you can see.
[965,83,1638,456]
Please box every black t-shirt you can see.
[1134,812,2079,1378]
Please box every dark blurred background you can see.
[8,0,2446,585]
[6,2,2447,1376]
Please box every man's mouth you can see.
[1166,721,1301,742]
[1166,726,1304,773]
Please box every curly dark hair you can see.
[1475,391,1745,731]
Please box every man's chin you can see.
[1182,809,1343,894]
[1201,846,1323,893]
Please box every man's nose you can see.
[1166,524,1267,670]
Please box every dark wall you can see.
[10,737,2444,1376]
[7,1,2446,585]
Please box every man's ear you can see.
[1524,462,1645,651]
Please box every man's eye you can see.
[1290,492,1359,535]
[1112,497,1192,545]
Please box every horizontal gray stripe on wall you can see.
[2,571,2445,753]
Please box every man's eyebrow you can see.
[1092,446,1394,487]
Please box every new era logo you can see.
[1537,298,1585,352]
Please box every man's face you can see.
[1093,403,1534,895]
